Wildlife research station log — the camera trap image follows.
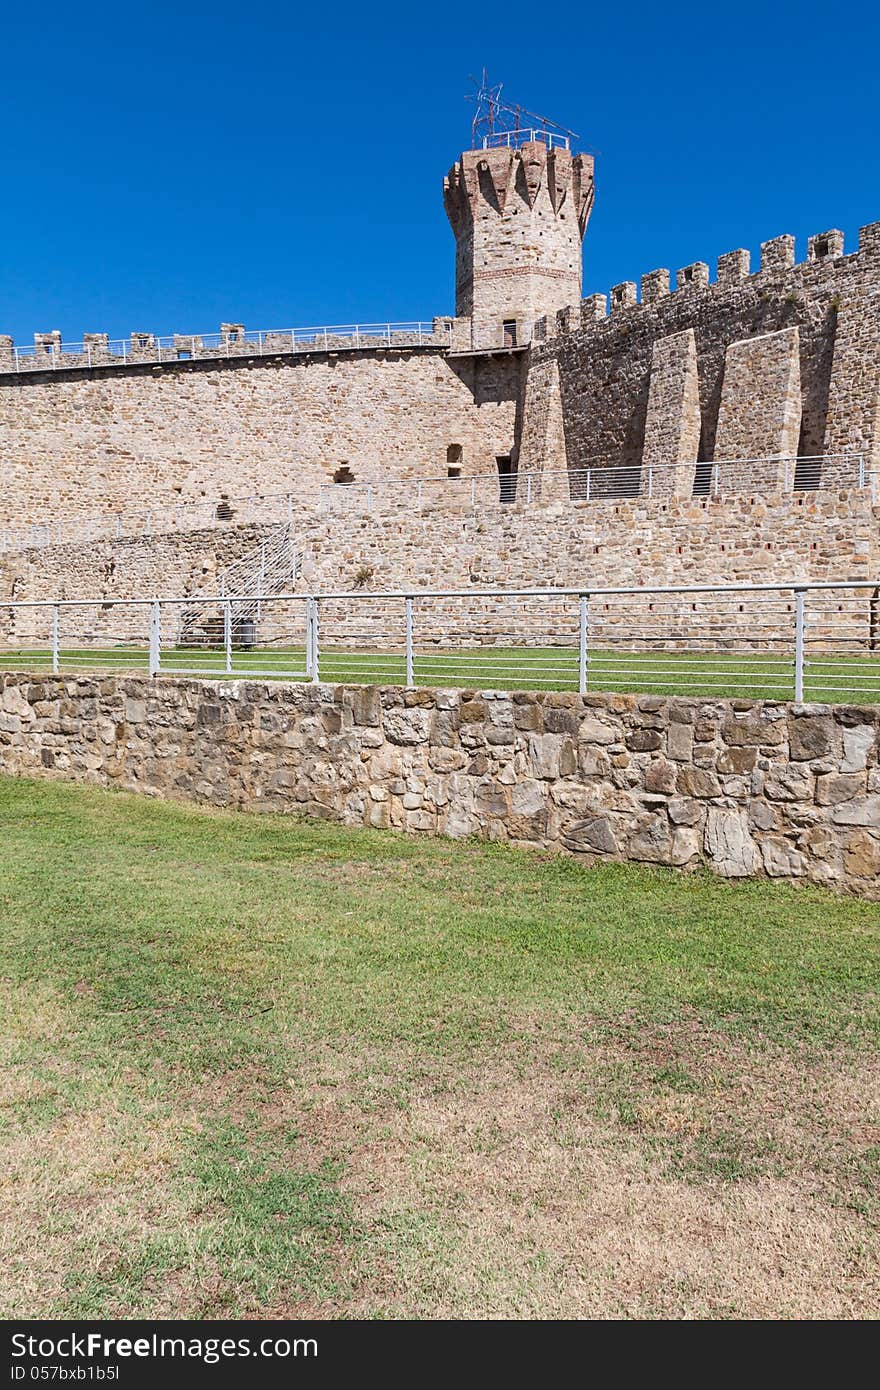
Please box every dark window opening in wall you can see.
[447,444,463,479]
[216,495,234,521]
[333,464,354,484]
[496,454,516,503]
[814,237,830,259]
[502,320,517,348]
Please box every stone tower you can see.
[444,138,594,351]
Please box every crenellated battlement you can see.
[533,222,879,343]
[0,320,454,374]
[444,141,594,350]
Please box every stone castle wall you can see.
[524,223,880,479]
[3,490,876,653]
[4,489,875,605]
[0,348,521,530]
[1,672,877,896]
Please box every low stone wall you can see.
[1,672,878,896]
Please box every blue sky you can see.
[2,1,877,343]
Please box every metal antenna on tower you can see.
[465,71,580,150]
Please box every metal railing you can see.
[1,454,872,554]
[177,526,300,645]
[0,321,450,373]
[482,129,571,150]
[2,580,879,704]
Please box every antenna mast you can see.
[466,71,579,150]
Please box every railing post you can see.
[578,593,589,695]
[471,477,476,510]
[405,596,414,687]
[312,599,320,683]
[526,475,532,506]
[647,466,653,499]
[585,468,591,503]
[794,588,805,702]
[52,605,59,675]
[149,600,161,677]
[417,481,423,511]
[224,599,233,675]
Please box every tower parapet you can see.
[444,137,594,351]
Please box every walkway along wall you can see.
[1,673,877,897]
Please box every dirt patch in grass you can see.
[334,1040,880,1319]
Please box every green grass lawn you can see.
[2,642,880,702]
[1,775,878,1319]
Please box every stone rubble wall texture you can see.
[515,357,570,499]
[3,491,878,647]
[0,350,521,530]
[713,327,802,484]
[1,672,877,897]
[526,224,880,477]
[641,329,701,496]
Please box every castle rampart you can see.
[525,223,880,483]
[0,348,522,530]
[0,113,876,610]
[5,489,875,627]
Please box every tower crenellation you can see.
[444,137,594,351]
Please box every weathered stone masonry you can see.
[4,490,875,623]
[1,672,878,897]
[524,224,880,479]
[0,348,522,530]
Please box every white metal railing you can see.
[177,525,300,645]
[2,580,879,704]
[1,454,872,555]
[0,322,450,373]
[482,129,571,151]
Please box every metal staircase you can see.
[177,525,301,646]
